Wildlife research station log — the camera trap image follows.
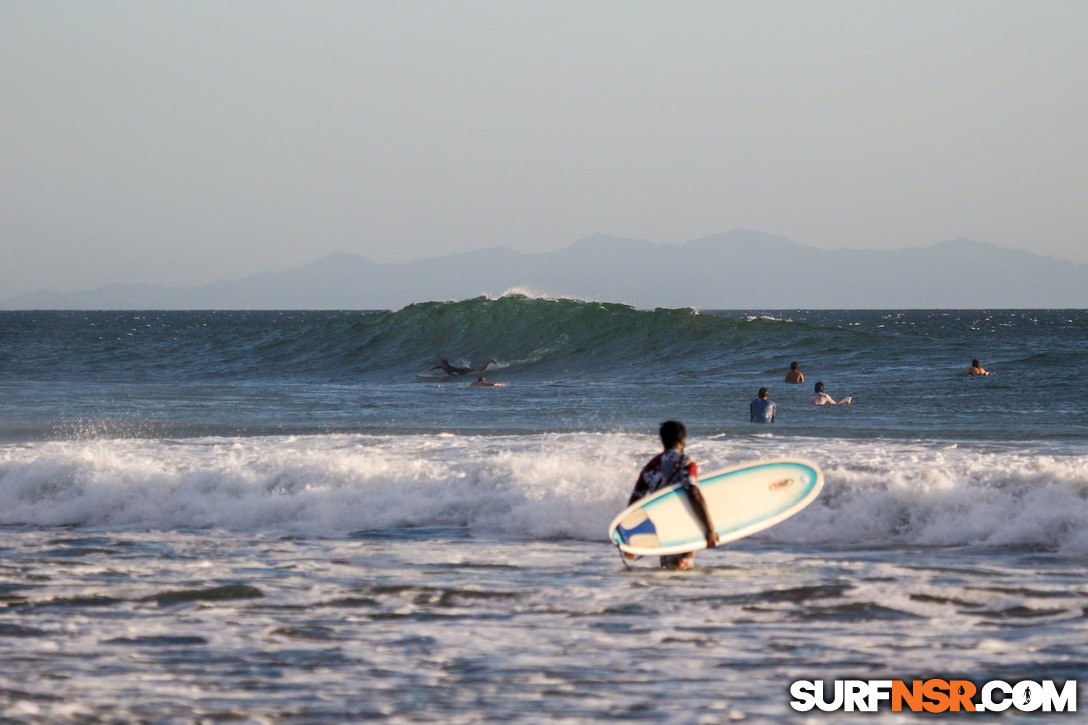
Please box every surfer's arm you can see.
[682,461,718,547]
[684,482,720,548]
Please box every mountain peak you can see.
[2,232,1085,309]
[688,229,807,251]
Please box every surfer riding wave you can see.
[431,358,498,376]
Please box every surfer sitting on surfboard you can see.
[627,420,720,570]
[431,358,498,376]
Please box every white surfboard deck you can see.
[415,372,457,381]
[608,459,823,556]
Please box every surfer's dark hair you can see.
[790,361,799,370]
[659,420,686,449]
[814,382,825,393]
[758,387,769,398]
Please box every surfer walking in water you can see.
[627,421,719,570]
[431,358,498,376]
[750,387,777,423]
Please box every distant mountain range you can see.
[4,230,1086,309]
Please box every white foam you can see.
[743,439,1088,552]
[2,434,1086,550]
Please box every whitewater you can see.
[2,299,1087,722]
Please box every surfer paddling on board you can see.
[810,381,851,406]
[627,421,719,570]
[470,376,506,387]
[431,358,498,376]
[964,359,992,376]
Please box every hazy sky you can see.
[3,1,1086,296]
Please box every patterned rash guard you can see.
[629,449,698,505]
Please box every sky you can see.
[2,0,1087,297]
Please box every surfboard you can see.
[415,372,457,381]
[608,459,823,557]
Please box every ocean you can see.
[2,297,1086,722]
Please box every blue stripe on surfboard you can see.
[613,516,658,545]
